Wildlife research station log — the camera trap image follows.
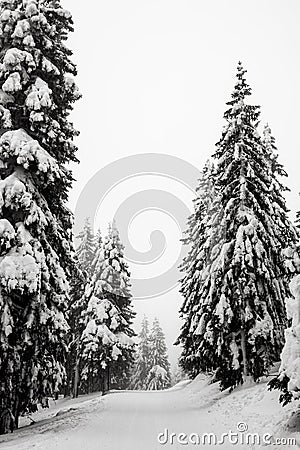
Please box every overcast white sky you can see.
[63,0,300,368]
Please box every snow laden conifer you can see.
[177,160,216,378]
[106,222,136,389]
[76,218,96,277]
[269,275,300,406]
[65,220,98,398]
[90,226,102,274]
[80,222,136,393]
[95,228,102,247]
[80,295,131,393]
[179,63,298,390]
[65,259,85,398]
[268,206,300,405]
[130,315,151,390]
[0,0,80,433]
[146,318,171,390]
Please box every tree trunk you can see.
[64,382,70,398]
[64,351,71,397]
[107,364,110,392]
[240,329,248,378]
[12,396,19,430]
[0,408,15,435]
[14,413,19,431]
[73,358,80,398]
[102,365,110,395]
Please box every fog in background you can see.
[63,0,300,369]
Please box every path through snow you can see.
[0,376,299,450]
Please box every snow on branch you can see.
[0,129,62,180]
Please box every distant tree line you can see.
[130,315,171,391]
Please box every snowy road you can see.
[0,376,299,450]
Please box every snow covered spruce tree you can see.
[90,227,102,274]
[130,315,151,390]
[268,212,300,405]
[76,218,96,277]
[66,220,104,397]
[95,227,102,247]
[0,0,80,433]
[64,258,85,398]
[65,219,97,397]
[146,318,171,390]
[80,294,132,393]
[178,62,298,390]
[269,275,300,406]
[177,160,216,378]
[105,222,136,389]
[80,222,136,393]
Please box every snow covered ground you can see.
[0,375,299,450]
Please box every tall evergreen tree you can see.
[177,160,216,377]
[105,222,136,389]
[0,0,80,433]
[66,221,98,398]
[268,201,300,404]
[76,218,96,277]
[80,294,132,393]
[90,226,102,274]
[65,259,85,398]
[269,274,300,406]
[146,318,171,390]
[95,228,102,247]
[130,315,151,390]
[178,63,298,390]
[80,222,136,392]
